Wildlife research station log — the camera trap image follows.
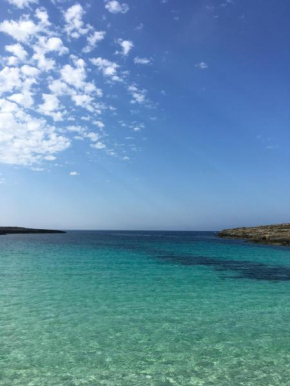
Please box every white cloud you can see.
[64,4,91,39]
[44,155,56,160]
[0,67,21,95]
[48,60,103,113]
[93,120,105,128]
[48,79,71,96]
[71,93,94,112]
[195,62,208,69]
[6,56,18,66]
[8,91,34,108]
[70,171,79,176]
[21,64,40,78]
[134,57,151,65]
[91,141,106,149]
[0,18,41,42]
[0,99,70,165]
[5,43,28,60]
[67,125,84,133]
[60,59,102,100]
[32,53,55,71]
[38,93,64,121]
[6,0,38,8]
[0,1,152,167]
[60,59,86,88]
[32,36,68,71]
[83,31,105,53]
[0,65,39,99]
[90,57,120,80]
[86,132,100,142]
[105,0,129,14]
[117,39,133,56]
[36,36,69,55]
[35,7,50,25]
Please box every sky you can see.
[0,0,289,230]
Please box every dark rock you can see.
[0,227,66,235]
[218,223,290,246]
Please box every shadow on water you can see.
[63,232,290,282]
[90,233,290,283]
[156,254,290,282]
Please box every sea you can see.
[1,231,290,386]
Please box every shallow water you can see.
[1,231,290,385]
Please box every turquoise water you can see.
[1,231,290,386]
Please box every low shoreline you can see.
[218,223,290,247]
[0,227,66,235]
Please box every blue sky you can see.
[0,0,289,230]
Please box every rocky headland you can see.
[218,224,290,246]
[0,227,66,235]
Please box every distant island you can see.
[0,227,66,235]
[218,223,290,246]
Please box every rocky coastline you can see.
[0,227,66,235]
[218,224,290,246]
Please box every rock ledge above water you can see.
[0,227,66,235]
[218,224,290,246]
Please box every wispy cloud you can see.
[134,57,151,65]
[83,31,106,53]
[6,0,38,8]
[135,23,144,31]
[128,84,147,104]
[105,0,129,14]
[90,57,121,81]
[195,62,208,69]
[257,135,278,151]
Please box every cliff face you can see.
[218,224,290,246]
[0,227,65,235]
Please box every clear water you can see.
[1,231,290,386]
